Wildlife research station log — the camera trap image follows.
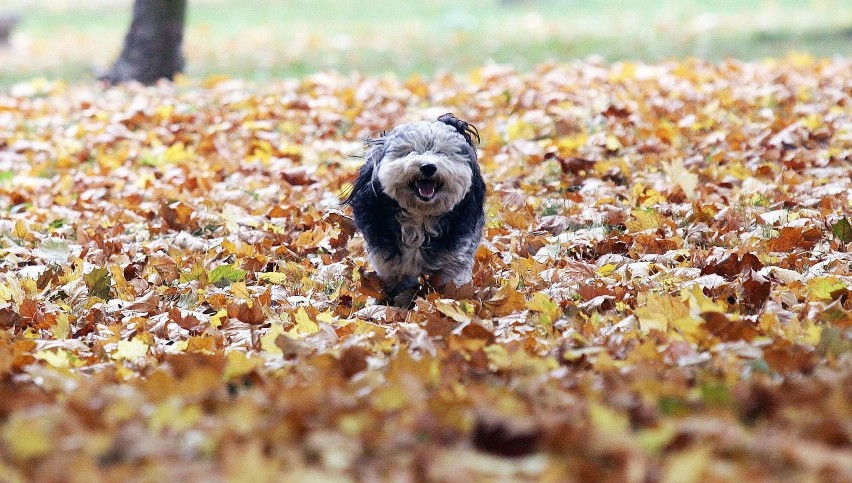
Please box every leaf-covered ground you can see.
[1,57,851,481]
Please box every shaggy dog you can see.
[344,114,485,307]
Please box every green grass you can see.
[1,0,850,87]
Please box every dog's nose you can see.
[419,164,437,177]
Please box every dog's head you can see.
[364,114,480,216]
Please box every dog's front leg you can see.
[435,247,474,285]
[369,251,419,307]
[432,254,475,299]
[385,276,419,308]
[377,270,418,307]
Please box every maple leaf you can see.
[83,267,112,300]
[526,292,560,325]
[635,292,702,337]
[209,263,247,288]
[435,299,475,324]
[663,158,698,198]
[112,337,149,361]
[831,217,852,244]
[807,277,847,301]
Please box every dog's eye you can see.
[393,148,413,158]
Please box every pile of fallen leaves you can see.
[0,56,850,481]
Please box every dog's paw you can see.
[388,287,418,308]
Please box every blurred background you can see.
[1,0,850,87]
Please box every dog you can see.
[344,114,485,307]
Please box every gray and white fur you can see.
[344,114,486,307]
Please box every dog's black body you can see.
[344,114,485,306]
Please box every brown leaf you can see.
[700,312,759,342]
[226,300,266,325]
[558,156,595,175]
[339,346,369,379]
[127,291,160,315]
[281,167,315,186]
[0,303,22,329]
[767,226,821,252]
[536,215,572,235]
[595,234,631,255]
[632,233,680,254]
[159,201,197,231]
[168,307,204,331]
[741,275,771,314]
[424,312,454,338]
[472,415,542,457]
[701,253,764,280]
[763,340,818,375]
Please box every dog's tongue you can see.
[416,179,436,198]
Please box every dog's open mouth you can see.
[412,178,441,201]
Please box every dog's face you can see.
[371,121,477,216]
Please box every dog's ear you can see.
[364,134,387,166]
[341,134,387,205]
[438,113,480,147]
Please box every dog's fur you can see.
[344,114,485,306]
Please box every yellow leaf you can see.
[664,445,711,483]
[257,272,289,285]
[261,322,287,356]
[484,344,510,370]
[526,292,560,325]
[485,277,527,316]
[635,293,692,334]
[112,337,149,361]
[636,421,677,455]
[802,113,823,131]
[249,140,274,164]
[807,277,846,301]
[210,308,227,328]
[372,384,407,411]
[803,323,822,346]
[154,104,174,120]
[230,281,251,300]
[0,283,11,303]
[608,61,636,81]
[605,134,622,151]
[506,119,535,141]
[663,158,698,197]
[338,413,371,436]
[589,402,629,436]
[2,413,53,460]
[150,399,202,433]
[625,208,665,232]
[671,313,703,339]
[278,142,302,159]
[435,299,474,323]
[52,313,70,340]
[224,351,260,380]
[630,183,667,207]
[288,307,319,337]
[682,285,723,314]
[186,335,216,354]
[315,310,337,325]
[165,340,188,354]
[597,263,618,277]
[164,141,194,164]
[201,74,231,88]
[12,220,30,242]
[33,349,72,368]
[556,134,588,157]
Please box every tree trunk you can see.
[100,0,187,85]
[0,13,20,46]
